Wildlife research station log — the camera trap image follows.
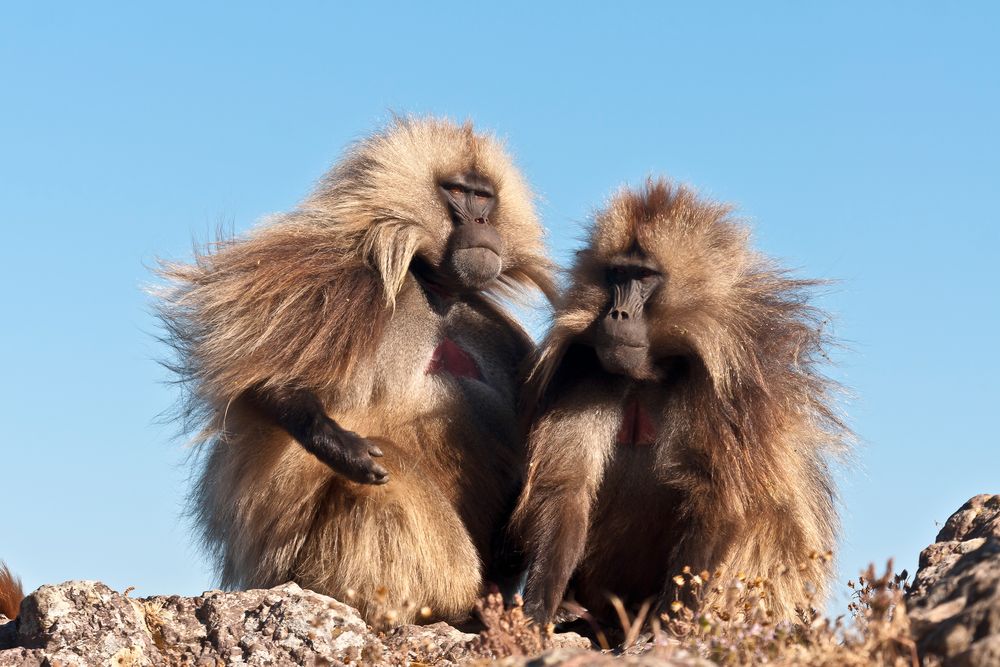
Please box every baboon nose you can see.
[603,309,647,349]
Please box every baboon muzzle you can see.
[445,222,503,290]
[603,280,649,347]
[596,279,652,377]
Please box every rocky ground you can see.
[1,494,997,666]
[907,494,1000,665]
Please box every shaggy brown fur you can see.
[156,117,555,624]
[0,562,22,620]
[513,179,847,624]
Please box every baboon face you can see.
[306,119,553,304]
[554,182,749,384]
[437,171,503,290]
[591,252,664,380]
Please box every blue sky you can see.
[2,3,997,615]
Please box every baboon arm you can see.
[515,389,620,623]
[247,385,389,485]
[520,483,593,623]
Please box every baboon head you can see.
[538,179,756,386]
[305,116,555,304]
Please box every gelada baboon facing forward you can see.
[157,117,555,624]
[513,180,847,624]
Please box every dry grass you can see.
[455,561,919,665]
[352,559,919,665]
[642,560,918,666]
[469,592,550,658]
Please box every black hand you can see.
[246,385,390,485]
[308,421,390,485]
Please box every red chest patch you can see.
[426,337,483,381]
[616,399,657,447]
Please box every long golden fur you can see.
[513,179,848,622]
[156,117,555,624]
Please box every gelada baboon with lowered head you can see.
[157,117,555,624]
[512,180,847,624]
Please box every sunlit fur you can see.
[156,117,555,624]
[0,562,22,620]
[513,179,848,622]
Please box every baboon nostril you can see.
[621,312,629,320]
[611,311,619,320]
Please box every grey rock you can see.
[0,647,44,667]
[0,580,378,666]
[492,645,712,666]
[907,494,1000,667]
[547,631,592,651]
[380,621,478,665]
[0,579,712,665]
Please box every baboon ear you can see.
[364,223,423,307]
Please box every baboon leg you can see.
[197,430,483,624]
[657,519,737,614]
[294,463,484,624]
[715,504,833,619]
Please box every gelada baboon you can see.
[157,117,555,624]
[512,180,847,624]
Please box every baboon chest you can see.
[368,286,495,397]
[361,283,519,451]
[425,336,483,381]
[615,398,657,447]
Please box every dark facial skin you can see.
[592,254,664,380]
[438,171,503,290]
[248,386,390,485]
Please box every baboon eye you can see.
[637,269,659,282]
[448,185,465,196]
[607,267,629,283]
